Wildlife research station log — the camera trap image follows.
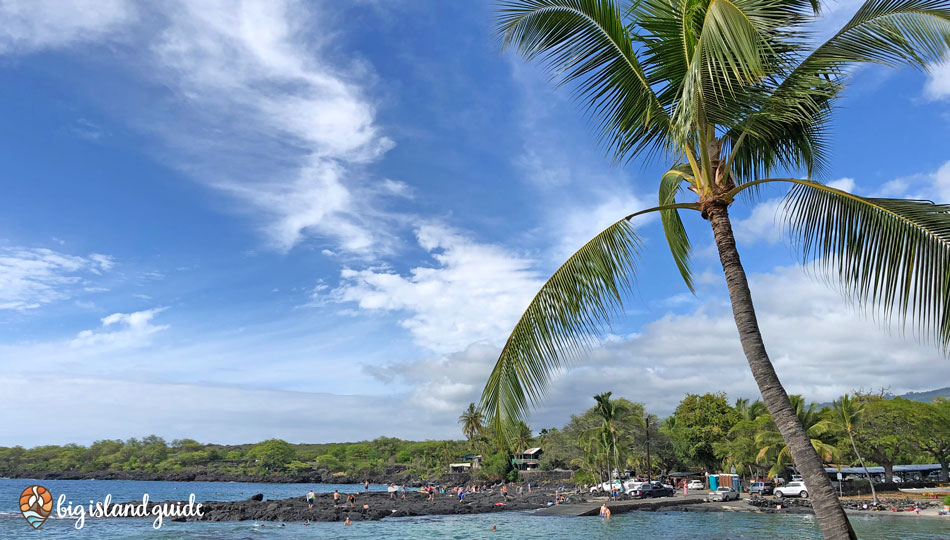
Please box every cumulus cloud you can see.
[734,198,785,245]
[872,161,950,202]
[70,307,169,349]
[924,61,950,101]
[363,263,950,428]
[333,224,543,353]
[0,0,397,255]
[0,247,114,310]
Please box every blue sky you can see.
[1,0,950,446]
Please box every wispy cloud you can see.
[0,247,114,310]
[1,0,399,256]
[0,0,135,53]
[70,307,169,350]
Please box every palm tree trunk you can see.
[707,204,856,540]
[848,431,878,504]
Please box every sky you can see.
[1,0,949,447]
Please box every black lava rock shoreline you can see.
[145,490,582,523]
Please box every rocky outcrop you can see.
[138,489,578,523]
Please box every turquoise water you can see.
[2,479,947,538]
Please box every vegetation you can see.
[4,392,945,487]
[480,1,950,538]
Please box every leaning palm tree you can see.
[479,1,950,538]
[829,394,878,504]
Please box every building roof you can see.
[824,464,942,475]
[520,447,542,455]
[449,463,472,468]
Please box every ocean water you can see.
[2,479,947,539]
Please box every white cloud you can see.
[0,0,397,255]
[827,177,856,192]
[334,224,543,353]
[734,198,784,245]
[0,247,114,310]
[365,263,950,427]
[553,190,655,261]
[0,0,135,53]
[924,61,950,101]
[872,161,950,202]
[70,307,169,349]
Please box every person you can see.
[306,489,315,509]
[458,488,465,503]
[344,517,352,526]
[518,484,523,499]
[492,525,497,532]
[527,483,531,493]
[501,484,508,501]
[347,493,356,507]
[364,480,370,492]
[332,490,340,508]
[915,504,920,516]
[388,483,396,500]
[401,485,407,499]
[600,503,608,518]
[604,506,611,520]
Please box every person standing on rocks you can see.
[501,484,508,502]
[306,489,315,509]
[363,480,369,492]
[347,493,356,507]
[333,490,340,508]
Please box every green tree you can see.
[670,393,739,472]
[907,398,950,481]
[247,439,296,472]
[852,397,911,484]
[828,394,877,504]
[591,392,639,480]
[479,1,950,538]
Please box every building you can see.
[512,447,543,471]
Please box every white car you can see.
[774,481,808,498]
[709,486,740,501]
[687,480,705,490]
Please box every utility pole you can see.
[645,416,652,482]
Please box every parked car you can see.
[687,480,705,490]
[774,481,808,498]
[590,481,624,494]
[624,480,647,491]
[749,481,775,495]
[629,482,675,498]
[709,486,740,501]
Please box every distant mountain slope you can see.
[897,387,950,402]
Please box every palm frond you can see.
[782,180,950,351]
[496,0,671,161]
[730,0,950,183]
[659,164,696,292]
[480,219,641,429]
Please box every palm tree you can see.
[479,1,950,538]
[829,394,878,504]
[459,403,485,450]
[593,392,624,481]
[755,396,837,479]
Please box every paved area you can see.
[536,494,712,517]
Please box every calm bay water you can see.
[1,479,947,539]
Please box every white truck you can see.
[709,486,740,501]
